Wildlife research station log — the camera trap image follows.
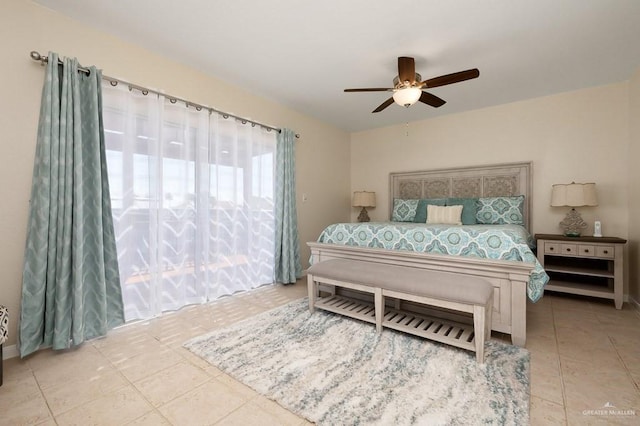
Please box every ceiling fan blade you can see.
[419,91,446,108]
[344,88,393,92]
[422,68,480,88]
[398,57,416,84]
[372,97,394,113]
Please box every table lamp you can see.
[353,191,376,222]
[550,182,597,237]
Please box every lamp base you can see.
[559,208,587,237]
[357,207,370,222]
[563,231,581,238]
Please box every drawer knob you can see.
[603,250,609,254]
[549,247,554,251]
[566,248,571,252]
[584,249,589,253]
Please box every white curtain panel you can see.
[206,113,276,300]
[102,83,276,321]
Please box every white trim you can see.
[628,295,640,312]
[2,343,19,360]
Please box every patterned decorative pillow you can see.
[426,205,463,225]
[446,198,478,225]
[476,195,525,225]
[391,199,419,222]
[413,198,446,223]
[0,305,8,345]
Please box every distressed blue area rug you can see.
[184,299,530,425]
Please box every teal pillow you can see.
[392,199,419,222]
[413,198,447,223]
[476,195,525,225]
[446,198,478,225]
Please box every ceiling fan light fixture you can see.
[393,87,422,107]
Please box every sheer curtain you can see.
[102,83,276,321]
[207,113,276,299]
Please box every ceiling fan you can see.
[344,57,479,113]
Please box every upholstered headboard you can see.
[389,162,532,230]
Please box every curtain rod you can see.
[29,51,300,139]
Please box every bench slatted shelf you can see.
[382,307,477,352]
[315,295,377,324]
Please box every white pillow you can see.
[426,205,463,225]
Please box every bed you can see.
[308,161,549,347]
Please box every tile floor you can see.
[1,281,639,425]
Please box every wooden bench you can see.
[307,259,494,363]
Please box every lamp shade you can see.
[352,191,376,208]
[393,88,422,107]
[550,182,598,207]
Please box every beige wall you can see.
[0,0,351,348]
[628,69,640,304]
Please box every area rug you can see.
[184,299,530,425]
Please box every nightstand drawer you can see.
[578,245,595,256]
[560,243,577,255]
[596,246,614,258]
[544,243,561,254]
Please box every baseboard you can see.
[2,343,19,360]
[628,295,640,312]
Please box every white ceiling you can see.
[34,0,640,132]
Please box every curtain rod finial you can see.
[30,51,42,61]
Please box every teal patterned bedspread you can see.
[316,222,549,302]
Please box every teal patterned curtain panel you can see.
[19,52,124,358]
[275,129,302,283]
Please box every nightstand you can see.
[535,234,626,309]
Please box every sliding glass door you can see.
[102,84,276,321]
